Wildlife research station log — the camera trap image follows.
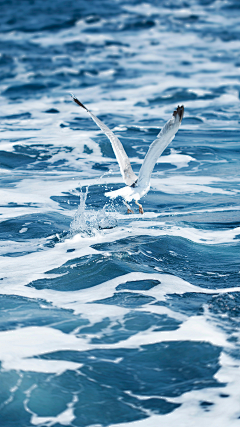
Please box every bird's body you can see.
[105,181,150,202]
[72,95,184,213]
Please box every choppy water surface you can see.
[1,0,240,425]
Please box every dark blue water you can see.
[1,0,240,426]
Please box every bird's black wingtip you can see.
[70,94,88,111]
[173,105,184,122]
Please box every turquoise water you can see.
[0,0,240,426]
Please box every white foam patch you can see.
[3,358,82,375]
[156,150,196,169]
[128,221,240,245]
[151,176,240,195]
[0,239,98,288]
[30,394,78,426]
[0,239,48,256]
[19,227,28,233]
[153,205,240,218]
[137,305,186,323]
[120,151,196,169]
[105,315,231,349]
[110,352,240,427]
[0,326,88,373]
[0,186,57,212]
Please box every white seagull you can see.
[72,95,184,214]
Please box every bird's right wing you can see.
[137,106,184,188]
[71,95,137,187]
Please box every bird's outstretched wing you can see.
[71,95,137,187]
[137,105,184,188]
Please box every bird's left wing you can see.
[137,105,184,188]
[72,95,137,187]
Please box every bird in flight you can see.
[72,95,184,214]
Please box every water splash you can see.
[69,186,89,235]
[69,186,117,236]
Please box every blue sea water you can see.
[0,0,240,425]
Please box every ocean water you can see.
[0,0,240,425]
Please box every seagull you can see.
[72,95,184,214]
